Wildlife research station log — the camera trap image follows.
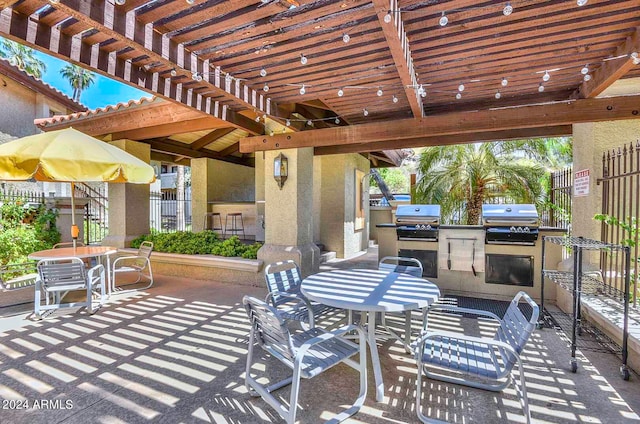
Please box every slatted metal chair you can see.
[35,257,106,319]
[414,291,539,424]
[243,295,367,424]
[264,260,342,329]
[0,262,39,308]
[111,241,153,293]
[378,256,425,351]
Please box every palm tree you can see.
[414,141,547,225]
[0,38,46,78]
[59,64,96,102]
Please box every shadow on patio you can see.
[0,251,639,423]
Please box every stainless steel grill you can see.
[395,205,440,241]
[482,204,539,245]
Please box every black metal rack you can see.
[540,235,631,380]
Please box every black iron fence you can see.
[0,186,46,206]
[74,183,108,245]
[150,189,192,232]
[545,167,572,229]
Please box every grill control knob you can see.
[510,226,516,232]
[523,226,530,233]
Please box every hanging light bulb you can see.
[577,0,588,6]
[631,52,640,65]
[384,11,392,23]
[420,90,426,98]
[363,109,369,116]
[170,68,177,77]
[306,119,313,126]
[285,119,291,127]
[225,73,232,82]
[299,84,306,95]
[115,0,126,5]
[538,83,545,92]
[270,131,274,136]
[392,95,399,103]
[259,68,267,77]
[501,77,508,87]
[192,72,199,80]
[337,88,344,97]
[495,92,501,99]
[377,88,383,97]
[196,74,203,81]
[263,83,269,92]
[417,84,425,96]
[583,74,592,82]
[335,117,340,124]
[49,0,60,3]
[255,115,261,122]
[342,33,350,43]
[581,65,589,75]
[282,128,287,133]
[439,11,448,26]
[542,71,550,82]
[186,0,195,4]
[455,93,462,100]
[503,2,513,16]
[300,54,308,65]
[458,84,465,92]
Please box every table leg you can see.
[366,311,385,402]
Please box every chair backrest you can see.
[495,291,540,370]
[137,241,154,258]
[264,260,302,307]
[243,295,295,362]
[378,256,423,278]
[53,241,85,248]
[37,257,88,291]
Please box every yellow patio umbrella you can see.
[0,128,155,246]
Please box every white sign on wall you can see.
[574,169,590,197]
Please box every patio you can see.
[1,248,639,424]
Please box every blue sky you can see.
[34,49,148,110]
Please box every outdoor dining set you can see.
[247,257,539,424]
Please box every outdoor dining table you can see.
[301,268,440,402]
[28,246,118,294]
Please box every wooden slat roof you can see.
[2,0,639,154]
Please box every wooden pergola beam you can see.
[240,94,640,153]
[142,138,253,167]
[218,142,240,157]
[572,27,640,99]
[0,7,264,135]
[0,1,18,9]
[314,126,573,155]
[191,128,236,151]
[372,0,423,118]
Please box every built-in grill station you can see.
[395,205,441,241]
[482,204,539,245]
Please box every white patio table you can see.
[29,246,118,294]
[301,268,440,402]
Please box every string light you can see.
[263,83,269,92]
[458,84,465,92]
[337,88,344,97]
[335,117,340,124]
[306,119,313,126]
[581,65,589,75]
[392,95,399,103]
[255,115,261,122]
[299,84,306,95]
[270,131,274,136]
[343,33,350,43]
[495,92,501,99]
[538,83,545,92]
[384,11,392,23]
[501,77,508,87]
[259,68,267,77]
[363,109,369,116]
[632,52,640,65]
[503,2,513,16]
[170,68,177,77]
[542,71,551,82]
[115,0,126,5]
[285,119,291,127]
[455,93,462,100]
[186,0,195,4]
[577,0,588,5]
[377,89,383,96]
[583,74,592,82]
[439,11,448,27]
[300,54,308,65]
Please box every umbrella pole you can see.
[70,182,79,248]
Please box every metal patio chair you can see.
[0,262,39,308]
[414,291,539,424]
[35,257,106,319]
[378,256,425,351]
[243,295,367,424]
[111,241,153,293]
[264,260,342,329]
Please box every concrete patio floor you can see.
[0,248,639,424]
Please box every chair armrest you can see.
[265,290,315,324]
[295,324,366,361]
[112,255,142,268]
[414,330,519,359]
[87,264,105,284]
[428,304,501,322]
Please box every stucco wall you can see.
[0,76,38,138]
[313,156,322,243]
[572,120,640,242]
[319,154,370,258]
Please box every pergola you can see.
[1,0,639,158]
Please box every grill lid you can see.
[482,204,539,225]
[396,204,441,223]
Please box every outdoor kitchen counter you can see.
[376,223,566,302]
[208,202,259,241]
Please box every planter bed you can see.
[120,249,264,287]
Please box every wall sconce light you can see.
[274,152,288,189]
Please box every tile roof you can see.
[0,57,86,112]
[34,96,160,128]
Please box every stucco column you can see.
[257,147,320,277]
[102,139,150,248]
[191,158,215,233]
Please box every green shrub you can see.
[0,200,60,266]
[131,231,262,259]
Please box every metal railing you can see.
[545,167,572,229]
[150,189,192,232]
